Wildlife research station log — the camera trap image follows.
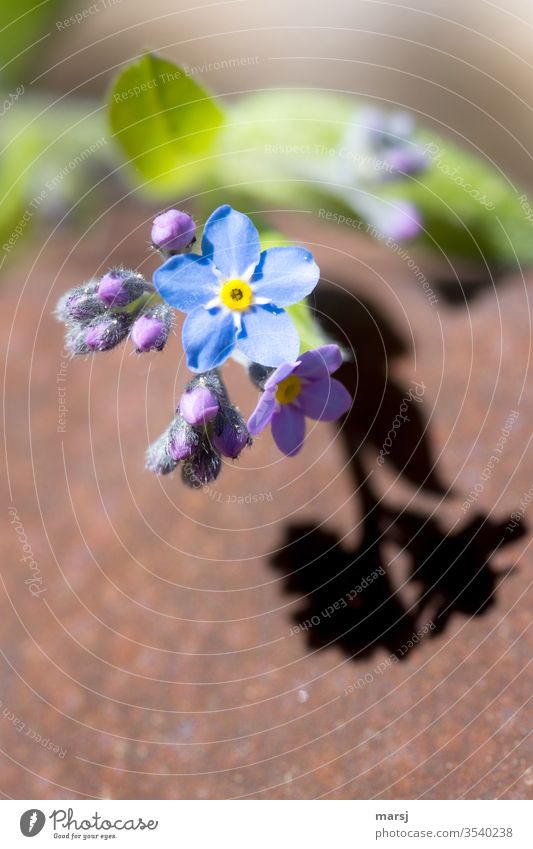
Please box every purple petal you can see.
[271,405,306,456]
[296,344,343,380]
[298,377,352,421]
[247,388,277,435]
[264,360,300,392]
[201,205,260,278]
[182,307,237,372]
[251,247,320,306]
[237,304,300,367]
[153,253,219,312]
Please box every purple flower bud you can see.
[98,269,146,307]
[168,422,199,461]
[84,313,132,352]
[65,324,93,356]
[55,283,104,323]
[146,433,178,475]
[151,210,196,253]
[131,305,172,353]
[179,385,220,426]
[182,448,221,487]
[212,408,251,459]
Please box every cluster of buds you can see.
[146,370,252,487]
[56,267,173,355]
[56,208,198,357]
[54,204,352,487]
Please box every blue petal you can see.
[237,305,300,367]
[201,205,261,279]
[182,307,237,372]
[153,253,219,312]
[251,247,320,306]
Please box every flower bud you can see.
[182,446,221,487]
[65,324,93,356]
[179,385,220,426]
[168,421,199,461]
[55,282,105,323]
[151,210,196,253]
[212,407,251,459]
[84,313,132,352]
[98,269,146,308]
[146,433,178,475]
[131,304,172,352]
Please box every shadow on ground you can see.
[271,282,525,660]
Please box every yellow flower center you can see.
[275,375,302,405]
[220,279,254,311]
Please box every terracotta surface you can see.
[1,205,532,799]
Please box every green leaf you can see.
[108,53,225,195]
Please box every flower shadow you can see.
[271,282,525,660]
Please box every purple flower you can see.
[179,385,220,426]
[247,344,352,456]
[151,210,196,252]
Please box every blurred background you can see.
[1,0,532,800]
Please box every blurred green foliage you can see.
[0,0,65,85]
[108,56,533,269]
